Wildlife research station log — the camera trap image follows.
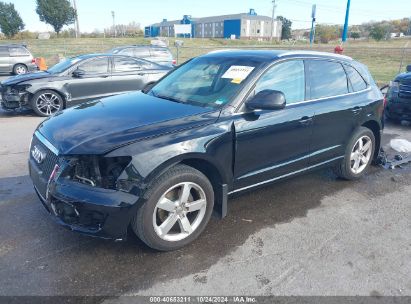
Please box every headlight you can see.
[389,81,399,91]
[63,156,132,190]
[10,84,31,94]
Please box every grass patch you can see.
[1,37,410,84]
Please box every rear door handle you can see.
[299,116,313,126]
[352,106,362,115]
[137,72,145,76]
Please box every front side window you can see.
[254,60,305,104]
[118,48,134,56]
[308,60,348,99]
[149,56,262,107]
[133,48,150,57]
[345,65,367,92]
[79,57,109,74]
[0,46,8,57]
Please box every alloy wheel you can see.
[15,65,27,75]
[35,93,61,116]
[350,135,372,174]
[153,182,207,242]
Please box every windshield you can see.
[149,56,262,107]
[47,57,82,74]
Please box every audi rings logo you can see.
[31,145,46,164]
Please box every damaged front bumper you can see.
[30,159,141,240]
[0,88,30,110]
[386,98,411,121]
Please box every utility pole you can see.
[341,0,351,44]
[72,0,80,38]
[270,0,277,42]
[111,11,116,38]
[309,4,316,46]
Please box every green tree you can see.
[277,16,292,40]
[36,0,76,34]
[315,24,341,43]
[350,32,360,40]
[0,2,24,38]
[369,24,385,41]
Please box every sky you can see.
[9,0,411,33]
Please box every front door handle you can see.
[352,106,362,115]
[137,72,145,76]
[299,116,313,126]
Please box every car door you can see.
[0,46,10,73]
[67,56,113,104]
[111,56,148,93]
[307,59,367,165]
[232,59,316,191]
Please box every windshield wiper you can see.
[152,92,185,104]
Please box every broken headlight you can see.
[63,156,132,190]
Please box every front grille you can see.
[399,83,411,99]
[30,134,59,180]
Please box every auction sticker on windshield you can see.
[222,66,255,84]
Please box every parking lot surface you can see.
[0,81,410,299]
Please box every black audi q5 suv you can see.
[29,50,384,251]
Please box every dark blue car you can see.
[28,50,384,251]
[385,64,411,121]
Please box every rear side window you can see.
[344,65,367,92]
[133,48,150,57]
[113,57,143,72]
[0,46,8,57]
[255,60,305,104]
[151,48,171,58]
[9,47,30,56]
[308,60,348,99]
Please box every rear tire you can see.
[13,64,28,75]
[131,165,214,251]
[334,127,375,180]
[30,90,63,117]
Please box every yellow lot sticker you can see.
[231,78,243,84]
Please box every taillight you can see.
[383,96,388,107]
[31,58,36,64]
[172,59,176,65]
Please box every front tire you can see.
[334,127,375,180]
[30,90,63,117]
[132,165,214,251]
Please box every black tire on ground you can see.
[131,164,214,251]
[30,90,64,117]
[334,127,375,180]
[13,64,28,75]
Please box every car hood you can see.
[1,71,54,85]
[37,91,220,155]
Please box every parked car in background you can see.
[0,44,38,75]
[28,50,383,251]
[385,64,411,121]
[109,45,176,67]
[0,54,171,116]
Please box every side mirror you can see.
[72,69,85,78]
[406,65,411,73]
[246,89,286,111]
